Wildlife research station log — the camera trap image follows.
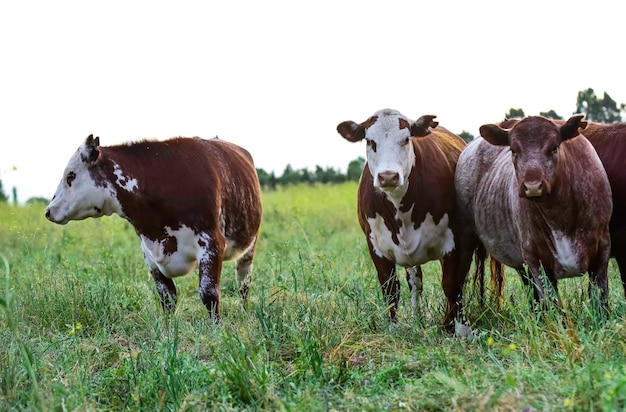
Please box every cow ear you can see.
[560,114,587,142]
[337,121,366,142]
[499,118,519,128]
[83,134,100,164]
[480,124,510,146]
[411,115,438,137]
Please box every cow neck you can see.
[98,147,177,240]
[521,159,580,235]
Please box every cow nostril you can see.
[45,209,51,219]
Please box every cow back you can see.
[96,137,262,243]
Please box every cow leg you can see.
[490,258,505,310]
[441,250,465,333]
[405,265,423,313]
[236,238,257,305]
[150,267,178,312]
[616,253,626,299]
[370,251,400,321]
[198,242,224,322]
[445,228,478,333]
[608,228,626,297]
[588,233,611,311]
[526,263,556,311]
[517,267,539,308]
[473,244,487,308]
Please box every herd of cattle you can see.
[45,109,626,333]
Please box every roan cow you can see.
[337,109,467,331]
[489,118,626,299]
[455,115,613,309]
[46,135,263,321]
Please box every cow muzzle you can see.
[377,171,400,188]
[45,207,68,225]
[520,180,546,198]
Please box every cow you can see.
[337,109,467,331]
[487,118,626,300]
[455,115,613,311]
[45,134,263,322]
[579,121,626,295]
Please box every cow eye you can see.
[402,137,410,146]
[550,146,558,156]
[66,171,76,187]
[366,139,377,152]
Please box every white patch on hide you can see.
[199,270,219,298]
[141,225,209,278]
[367,209,455,267]
[552,230,580,275]
[113,162,138,192]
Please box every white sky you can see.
[1,0,624,203]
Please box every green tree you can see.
[575,88,624,123]
[539,110,563,120]
[505,108,525,119]
[314,166,346,184]
[279,164,301,186]
[458,131,474,143]
[256,168,271,188]
[301,169,313,185]
[0,180,8,203]
[347,157,365,181]
[269,171,277,190]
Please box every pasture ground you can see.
[1,183,625,411]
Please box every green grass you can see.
[1,184,626,411]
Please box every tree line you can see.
[458,87,625,143]
[1,88,624,201]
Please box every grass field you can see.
[1,182,626,411]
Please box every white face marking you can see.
[552,230,581,275]
[367,209,455,267]
[141,225,207,278]
[365,109,415,189]
[46,145,122,224]
[113,162,138,192]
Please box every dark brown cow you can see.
[566,121,626,295]
[337,109,467,331]
[46,135,263,321]
[456,115,613,309]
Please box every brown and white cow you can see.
[455,115,612,309]
[337,109,467,331]
[45,135,262,321]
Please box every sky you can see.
[1,0,624,204]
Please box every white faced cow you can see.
[337,109,467,331]
[455,115,612,309]
[46,135,263,321]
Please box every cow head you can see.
[337,109,438,192]
[45,135,121,224]
[479,115,587,198]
